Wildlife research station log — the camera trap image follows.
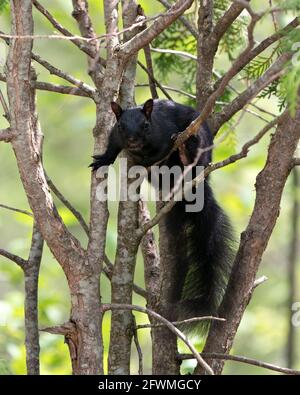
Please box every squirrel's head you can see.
[111,99,153,151]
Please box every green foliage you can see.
[213,0,248,60]
[259,80,286,112]
[274,0,300,11]
[0,0,8,13]
[245,54,277,80]
[152,18,197,106]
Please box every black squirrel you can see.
[90,99,234,330]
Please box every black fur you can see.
[90,99,234,331]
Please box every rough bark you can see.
[152,202,181,375]
[23,223,43,375]
[196,0,215,110]
[108,0,141,375]
[6,0,103,375]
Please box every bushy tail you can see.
[165,180,234,333]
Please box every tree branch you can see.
[102,303,214,375]
[156,0,198,38]
[213,17,300,92]
[31,52,96,98]
[178,352,300,375]
[210,52,291,133]
[0,72,94,97]
[137,61,172,100]
[0,203,33,217]
[32,0,95,58]
[45,173,89,237]
[119,0,194,59]
[23,223,43,375]
[0,249,27,268]
[212,0,250,45]
[6,0,85,282]
[0,127,12,142]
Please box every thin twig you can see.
[0,203,33,217]
[133,316,144,375]
[31,52,96,98]
[0,249,27,268]
[151,46,197,60]
[0,86,10,120]
[156,0,198,38]
[293,158,300,167]
[178,352,300,375]
[102,303,214,375]
[45,173,89,236]
[137,315,225,329]
[33,0,95,58]
[136,83,195,99]
[137,61,172,100]
[0,128,12,142]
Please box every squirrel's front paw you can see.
[89,155,108,172]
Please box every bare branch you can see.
[0,86,10,120]
[0,127,12,142]
[178,352,300,375]
[32,0,95,58]
[0,29,96,98]
[102,303,214,375]
[210,52,291,133]
[71,0,98,53]
[151,46,197,61]
[293,158,300,167]
[6,0,85,278]
[137,315,225,329]
[31,52,96,98]
[0,203,33,217]
[202,114,283,179]
[214,17,300,92]
[253,275,268,289]
[212,0,250,45]
[0,72,94,97]
[133,316,143,375]
[45,173,89,237]
[34,81,95,97]
[0,249,26,268]
[119,0,194,59]
[137,114,282,237]
[137,61,172,100]
[156,0,198,38]
[71,0,105,84]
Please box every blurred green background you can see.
[0,0,299,375]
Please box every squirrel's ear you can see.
[142,99,153,119]
[111,102,123,120]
